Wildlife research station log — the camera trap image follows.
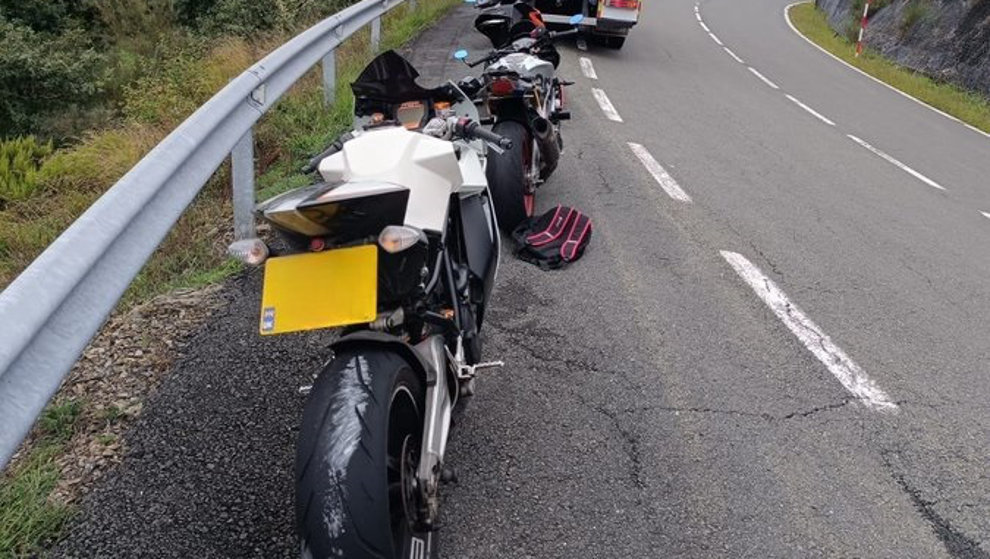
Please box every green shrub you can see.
[0,137,54,207]
[0,20,108,139]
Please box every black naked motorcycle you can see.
[230,51,512,559]
[459,1,583,231]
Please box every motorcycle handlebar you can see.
[460,119,513,150]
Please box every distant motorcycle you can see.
[459,2,583,231]
[232,50,512,559]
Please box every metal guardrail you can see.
[0,0,415,469]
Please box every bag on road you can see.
[510,205,592,269]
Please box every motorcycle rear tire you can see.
[296,349,433,559]
[486,120,531,233]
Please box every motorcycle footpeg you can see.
[551,111,571,122]
[558,79,575,87]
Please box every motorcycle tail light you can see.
[490,78,516,97]
[608,0,640,8]
[228,238,269,266]
[378,225,424,254]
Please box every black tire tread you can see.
[296,350,425,559]
[486,120,530,232]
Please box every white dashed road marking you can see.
[720,251,898,413]
[579,57,598,80]
[628,143,693,203]
[699,21,711,32]
[785,94,836,126]
[577,38,588,51]
[708,33,724,46]
[592,88,623,122]
[983,211,990,220]
[747,67,780,89]
[846,135,946,191]
[723,47,744,64]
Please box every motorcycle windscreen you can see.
[351,50,440,104]
[474,13,511,47]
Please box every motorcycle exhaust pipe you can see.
[531,117,560,179]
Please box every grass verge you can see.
[0,400,82,558]
[788,2,990,134]
[0,0,461,554]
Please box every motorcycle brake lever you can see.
[484,141,505,156]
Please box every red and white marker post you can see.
[855,0,874,57]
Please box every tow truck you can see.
[535,0,641,49]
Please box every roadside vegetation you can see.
[0,0,460,555]
[0,400,82,557]
[790,2,990,134]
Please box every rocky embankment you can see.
[816,0,990,97]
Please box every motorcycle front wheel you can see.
[296,349,434,559]
[486,120,533,232]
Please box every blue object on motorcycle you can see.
[454,49,469,60]
[569,14,585,25]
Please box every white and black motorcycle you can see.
[459,2,583,231]
[231,51,512,559]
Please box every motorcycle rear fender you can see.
[460,194,498,319]
[489,98,533,131]
[332,331,439,387]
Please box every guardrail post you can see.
[371,16,381,52]
[231,130,256,241]
[322,50,337,106]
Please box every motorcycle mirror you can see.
[454,49,469,62]
[569,13,585,25]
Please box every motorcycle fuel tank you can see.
[318,127,463,233]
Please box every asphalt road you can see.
[53,1,990,557]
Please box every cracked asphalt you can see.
[52,1,990,557]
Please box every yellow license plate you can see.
[260,245,377,335]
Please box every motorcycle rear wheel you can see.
[486,120,532,232]
[296,349,434,559]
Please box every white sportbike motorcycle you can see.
[231,50,513,559]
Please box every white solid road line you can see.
[747,67,780,89]
[784,2,990,141]
[846,135,946,190]
[723,47,745,64]
[628,143,693,203]
[720,251,898,413]
[696,12,702,21]
[699,21,711,32]
[592,88,623,122]
[785,94,836,126]
[708,32,724,46]
[579,57,598,80]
